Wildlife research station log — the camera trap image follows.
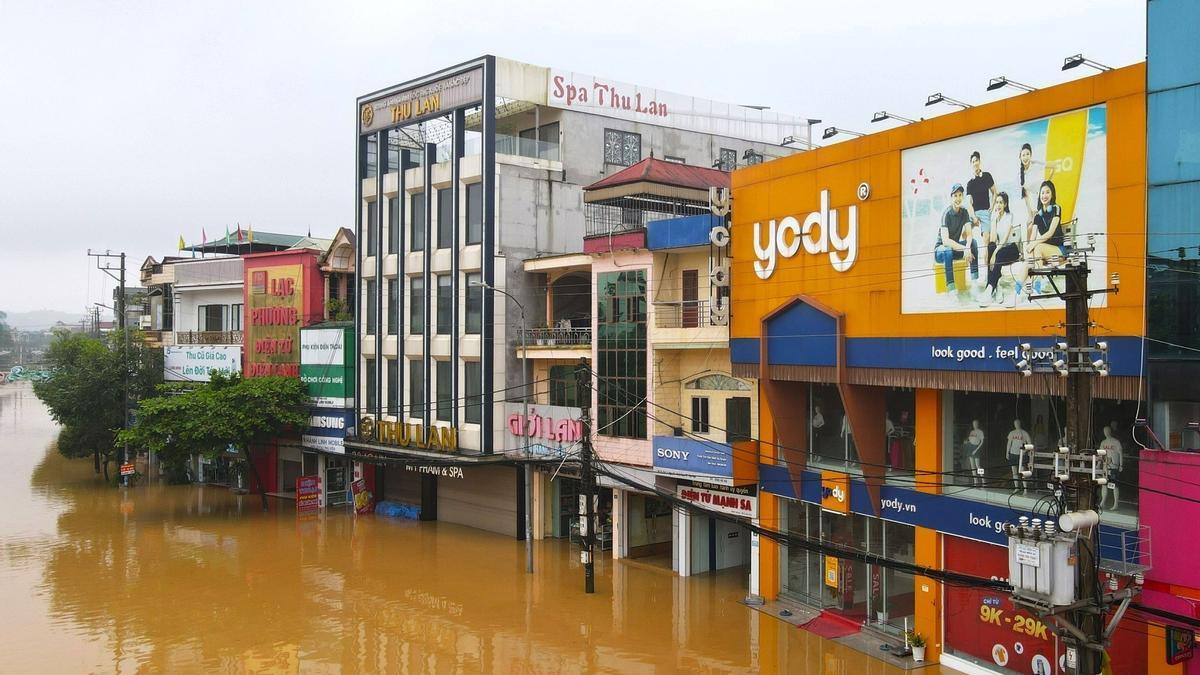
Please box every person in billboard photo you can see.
[1027,180,1066,265]
[965,150,998,258]
[979,192,1029,306]
[933,184,978,295]
[1018,142,1059,215]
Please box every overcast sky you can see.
[0,0,1145,314]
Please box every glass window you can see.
[549,365,589,409]
[744,150,764,166]
[230,304,243,331]
[410,192,425,251]
[408,359,423,419]
[365,358,377,411]
[884,388,916,473]
[437,187,453,249]
[691,397,709,433]
[465,361,482,424]
[603,129,641,166]
[365,200,377,256]
[596,270,647,439]
[809,383,856,470]
[718,148,737,172]
[364,280,376,335]
[387,196,399,254]
[664,155,685,164]
[466,182,483,245]
[386,279,398,334]
[386,358,398,416]
[409,277,424,334]
[436,360,451,422]
[200,304,224,332]
[465,273,481,334]
[538,121,560,161]
[436,275,452,334]
[362,135,377,178]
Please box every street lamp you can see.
[1062,54,1112,72]
[822,126,864,141]
[871,111,916,125]
[473,280,533,574]
[925,93,973,109]
[986,76,1037,93]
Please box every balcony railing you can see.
[520,326,591,347]
[654,300,722,329]
[175,330,243,345]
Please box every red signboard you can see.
[120,463,136,477]
[295,475,321,513]
[351,478,373,515]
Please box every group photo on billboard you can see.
[900,105,1108,314]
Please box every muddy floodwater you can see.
[0,383,921,673]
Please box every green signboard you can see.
[299,326,355,408]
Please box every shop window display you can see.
[808,384,915,475]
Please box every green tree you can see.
[121,373,308,509]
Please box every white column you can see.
[612,488,627,559]
[677,507,692,577]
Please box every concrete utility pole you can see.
[88,250,130,487]
[576,359,596,594]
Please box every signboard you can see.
[359,68,483,135]
[820,470,850,514]
[296,475,321,512]
[120,463,136,477]
[675,482,756,519]
[653,435,735,485]
[547,68,809,146]
[1168,626,1195,665]
[358,415,459,454]
[351,478,373,515]
[245,265,304,378]
[301,408,353,455]
[405,464,465,479]
[901,105,1108,314]
[825,555,840,589]
[300,327,354,407]
[503,403,582,457]
[164,345,242,382]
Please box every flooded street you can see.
[0,383,918,673]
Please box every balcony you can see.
[517,325,591,360]
[652,300,727,349]
[175,330,243,345]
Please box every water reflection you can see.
[0,383,920,673]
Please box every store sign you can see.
[752,189,860,279]
[358,415,459,453]
[546,68,809,145]
[351,478,373,515]
[301,408,354,455]
[502,403,583,457]
[245,265,304,378]
[676,482,757,519]
[120,463,136,477]
[359,68,483,135]
[820,470,850,514]
[653,435,735,485]
[404,464,465,480]
[1168,626,1195,665]
[825,555,840,589]
[300,327,354,408]
[164,345,242,382]
[296,475,321,512]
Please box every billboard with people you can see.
[900,105,1108,314]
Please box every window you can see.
[465,273,481,334]
[362,135,377,178]
[387,359,399,416]
[230,304,243,331]
[436,360,452,422]
[387,278,398,334]
[199,304,224,332]
[437,187,453,249]
[685,374,751,390]
[388,196,399,254]
[365,358,377,411]
[385,128,401,174]
[691,397,710,433]
[410,192,425,251]
[809,383,858,469]
[365,280,376,335]
[726,397,752,443]
[718,148,737,172]
[465,361,482,424]
[365,200,377,256]
[518,122,561,161]
[604,129,641,166]
[409,277,424,334]
[596,270,647,439]
[466,182,483,244]
[408,359,424,418]
[436,275,452,334]
[549,365,590,409]
[744,150,764,166]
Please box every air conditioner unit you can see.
[138,316,152,329]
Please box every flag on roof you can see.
[177,235,185,251]
[236,223,244,242]
[225,224,231,243]
[202,228,207,245]
[247,224,254,242]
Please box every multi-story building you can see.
[346,55,809,537]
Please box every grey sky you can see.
[0,0,1145,314]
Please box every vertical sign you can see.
[296,475,321,512]
[245,265,304,377]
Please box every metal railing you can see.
[654,300,718,329]
[521,326,591,347]
[175,330,243,345]
[584,204,655,238]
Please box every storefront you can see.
[730,64,1148,668]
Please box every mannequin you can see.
[885,413,899,469]
[963,419,985,486]
[1006,419,1032,492]
[1099,425,1123,509]
[812,405,826,457]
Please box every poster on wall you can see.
[901,105,1108,314]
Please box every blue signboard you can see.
[302,408,355,454]
[653,435,734,484]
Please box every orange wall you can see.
[730,64,1146,340]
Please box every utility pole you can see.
[88,250,130,487]
[576,359,596,594]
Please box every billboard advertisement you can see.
[300,326,354,408]
[164,345,242,382]
[502,403,582,457]
[301,408,354,455]
[245,264,305,377]
[901,106,1108,314]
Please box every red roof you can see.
[584,157,730,192]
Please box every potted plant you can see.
[907,630,927,662]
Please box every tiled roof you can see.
[584,157,730,192]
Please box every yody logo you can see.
[821,485,846,503]
[752,189,858,279]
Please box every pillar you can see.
[913,388,943,661]
[612,488,627,559]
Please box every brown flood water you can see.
[0,383,920,673]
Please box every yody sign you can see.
[752,189,859,279]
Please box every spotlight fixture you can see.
[822,127,865,140]
[871,111,916,124]
[1062,54,1112,72]
[925,93,973,109]
[781,135,818,149]
[986,76,1037,93]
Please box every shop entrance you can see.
[325,456,350,507]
